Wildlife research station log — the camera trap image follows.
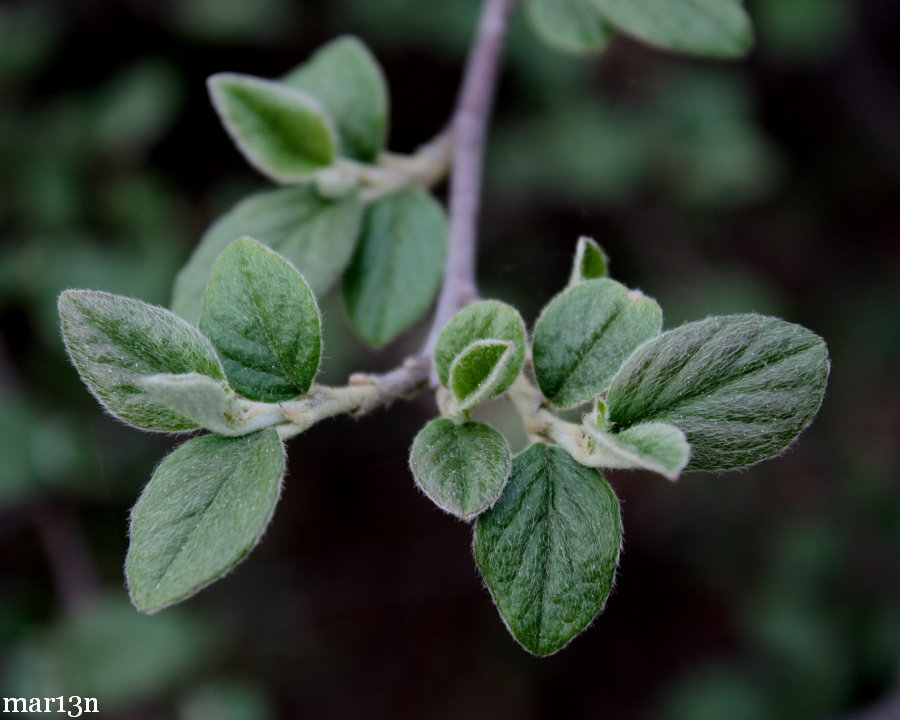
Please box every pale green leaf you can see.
[606,314,830,470]
[282,36,388,163]
[409,419,511,520]
[199,238,321,402]
[474,443,622,656]
[527,0,614,54]
[171,186,363,325]
[449,340,517,412]
[208,73,337,183]
[569,235,608,285]
[532,278,662,408]
[434,300,527,393]
[58,290,224,432]
[342,189,447,347]
[127,429,285,614]
[581,420,690,480]
[592,0,754,58]
[135,373,242,436]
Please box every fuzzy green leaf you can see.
[449,340,517,412]
[533,278,662,408]
[282,36,388,163]
[569,235,608,285]
[342,189,447,347]
[434,300,527,393]
[208,73,337,183]
[409,419,511,520]
[527,0,614,54]
[199,238,321,402]
[593,0,754,58]
[135,373,243,436]
[606,314,830,470]
[171,186,363,325]
[581,420,690,480]
[474,443,622,656]
[58,290,225,432]
[127,429,285,614]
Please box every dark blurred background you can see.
[1,1,899,718]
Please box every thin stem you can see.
[424,0,519,355]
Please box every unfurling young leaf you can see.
[448,340,517,412]
[527,0,614,55]
[135,373,244,436]
[532,278,662,408]
[581,420,690,481]
[474,443,622,656]
[208,73,337,183]
[127,429,285,614]
[409,419,511,520]
[171,186,363,325]
[592,0,754,58]
[282,36,388,163]
[342,189,447,347]
[606,314,830,470]
[434,300,527,395]
[568,235,608,285]
[58,290,225,432]
[199,238,321,403]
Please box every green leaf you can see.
[342,189,447,347]
[474,443,622,656]
[592,0,754,58]
[527,0,614,54]
[449,340,517,412]
[606,314,830,470]
[409,419,511,520]
[532,278,662,408]
[581,420,690,480]
[171,186,363,325]
[282,36,388,163]
[199,238,321,402]
[58,290,225,432]
[208,73,337,183]
[569,235,608,285]
[127,429,285,614]
[434,300,527,393]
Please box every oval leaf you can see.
[342,189,447,347]
[208,73,337,183]
[199,238,321,402]
[435,300,527,392]
[58,290,225,432]
[135,373,243,436]
[532,278,662,408]
[127,429,285,614]
[527,0,614,54]
[282,36,388,163]
[409,419,511,520]
[606,314,830,471]
[449,340,517,412]
[581,421,690,480]
[474,443,622,656]
[171,186,363,325]
[569,235,608,285]
[593,0,754,58]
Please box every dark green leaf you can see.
[434,300,527,393]
[127,429,285,614]
[199,238,321,402]
[409,419,511,520]
[606,314,830,470]
[208,73,337,183]
[171,186,363,325]
[527,0,614,54]
[342,189,447,347]
[474,443,622,656]
[533,278,662,408]
[593,0,754,58]
[282,36,388,163]
[58,290,225,432]
[569,235,608,284]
